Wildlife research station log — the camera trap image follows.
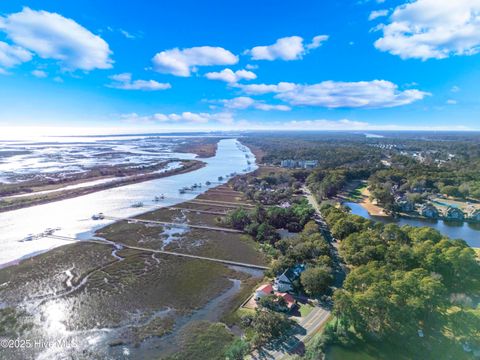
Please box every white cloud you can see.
[239,80,429,108]
[374,0,480,60]
[236,82,297,95]
[31,69,47,78]
[108,73,171,91]
[152,46,238,77]
[222,96,255,109]
[205,68,256,83]
[0,40,32,68]
[286,119,370,130]
[245,64,258,70]
[119,29,135,39]
[0,8,113,71]
[278,80,430,108]
[220,96,291,111]
[307,35,329,50]
[451,85,461,92]
[248,35,328,61]
[446,99,458,105]
[254,103,291,111]
[122,111,234,125]
[369,9,389,21]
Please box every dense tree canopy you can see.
[320,204,480,341]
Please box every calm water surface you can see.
[344,202,480,247]
[0,138,256,267]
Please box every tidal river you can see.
[0,138,257,268]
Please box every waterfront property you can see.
[252,284,297,312]
[254,283,274,300]
[444,206,465,220]
[469,208,480,222]
[420,203,440,219]
[395,196,415,213]
[273,264,305,293]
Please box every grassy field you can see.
[166,321,235,360]
[0,183,267,354]
[342,182,368,202]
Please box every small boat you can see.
[22,234,34,242]
[92,213,105,220]
[131,202,144,208]
[43,228,55,236]
[205,181,211,186]
[179,188,186,194]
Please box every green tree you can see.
[225,338,250,360]
[251,309,293,347]
[258,294,287,312]
[300,266,332,296]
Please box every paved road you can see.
[250,187,347,359]
[250,306,331,360]
[303,187,347,288]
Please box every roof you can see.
[256,284,273,294]
[276,292,296,308]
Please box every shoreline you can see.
[0,178,264,356]
[356,186,390,217]
[0,160,205,213]
[0,139,255,268]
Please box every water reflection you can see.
[0,138,257,267]
[344,202,480,247]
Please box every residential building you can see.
[273,264,305,293]
[420,203,439,219]
[468,209,480,222]
[273,271,294,292]
[280,159,318,169]
[276,292,296,312]
[444,206,464,220]
[397,199,415,212]
[254,284,274,300]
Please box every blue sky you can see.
[1,0,479,134]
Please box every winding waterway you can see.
[344,202,480,248]
[0,138,256,267]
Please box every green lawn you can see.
[299,303,314,317]
[343,183,368,202]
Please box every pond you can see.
[344,202,480,248]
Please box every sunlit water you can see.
[0,138,256,267]
[0,135,195,183]
[344,201,480,247]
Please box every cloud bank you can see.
[0,7,113,71]
[152,46,238,76]
[374,0,480,60]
